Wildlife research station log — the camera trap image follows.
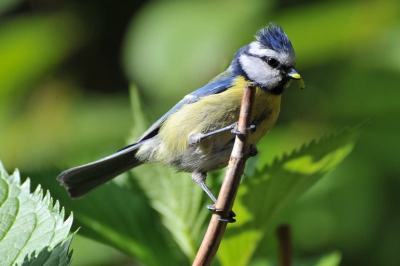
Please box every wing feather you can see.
[136,75,236,143]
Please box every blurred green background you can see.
[0,0,399,265]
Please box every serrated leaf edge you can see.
[268,122,364,168]
[0,160,74,264]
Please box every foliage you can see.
[218,125,360,265]
[0,162,73,266]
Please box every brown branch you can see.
[277,224,293,266]
[192,82,256,266]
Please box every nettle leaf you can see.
[217,125,362,265]
[132,165,209,260]
[0,161,73,266]
[19,235,73,266]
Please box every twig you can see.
[277,224,292,266]
[192,82,256,266]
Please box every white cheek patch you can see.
[239,54,281,88]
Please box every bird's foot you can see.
[207,204,236,223]
[231,124,256,136]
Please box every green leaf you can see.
[217,125,362,265]
[0,161,73,266]
[19,235,73,266]
[129,85,150,140]
[132,165,209,260]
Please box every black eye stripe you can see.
[246,53,281,68]
[260,56,280,68]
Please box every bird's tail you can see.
[57,142,144,199]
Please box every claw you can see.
[231,124,256,136]
[218,216,236,223]
[206,204,217,211]
[231,128,246,136]
[207,204,236,223]
[248,124,256,133]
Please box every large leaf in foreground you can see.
[0,162,73,266]
[218,125,361,265]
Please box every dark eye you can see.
[266,57,279,68]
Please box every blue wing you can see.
[135,75,237,143]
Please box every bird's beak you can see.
[286,67,305,89]
[287,67,301,80]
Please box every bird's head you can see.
[229,23,304,94]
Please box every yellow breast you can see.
[156,76,281,161]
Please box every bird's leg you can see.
[188,122,256,146]
[192,172,236,223]
[191,172,218,203]
[188,124,236,146]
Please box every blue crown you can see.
[255,23,294,54]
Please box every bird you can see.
[57,22,304,211]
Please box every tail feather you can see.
[57,143,143,199]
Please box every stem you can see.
[277,224,292,266]
[192,82,256,266]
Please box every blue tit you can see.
[57,22,303,203]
